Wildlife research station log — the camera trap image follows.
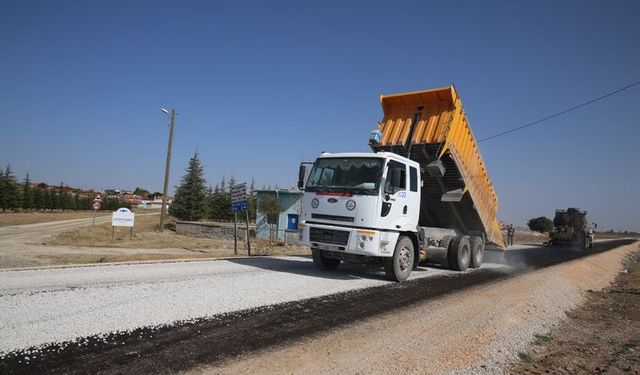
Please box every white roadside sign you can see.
[112,208,135,227]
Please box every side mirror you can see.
[298,165,307,190]
[298,162,313,190]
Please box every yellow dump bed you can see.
[371,86,504,247]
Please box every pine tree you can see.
[51,191,59,211]
[220,176,226,193]
[169,151,208,221]
[22,173,33,210]
[204,185,214,218]
[0,168,6,212]
[33,188,44,211]
[43,189,51,211]
[228,176,237,191]
[0,165,18,212]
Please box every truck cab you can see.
[299,152,422,281]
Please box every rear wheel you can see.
[469,236,484,268]
[384,236,414,282]
[311,248,341,271]
[448,236,471,271]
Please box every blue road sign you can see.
[232,201,247,212]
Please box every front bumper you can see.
[300,222,397,258]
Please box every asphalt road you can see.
[0,238,635,374]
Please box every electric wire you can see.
[478,80,640,142]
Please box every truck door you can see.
[379,160,409,230]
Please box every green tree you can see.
[258,194,281,242]
[0,165,19,212]
[43,189,52,211]
[527,216,554,233]
[169,151,208,221]
[21,173,33,210]
[220,176,226,193]
[51,191,59,211]
[133,187,150,197]
[258,195,281,225]
[32,188,44,211]
[247,178,257,222]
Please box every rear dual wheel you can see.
[469,236,484,268]
[448,236,471,271]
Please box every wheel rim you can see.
[475,245,483,263]
[398,246,412,271]
[461,245,470,264]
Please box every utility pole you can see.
[159,109,175,232]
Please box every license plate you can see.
[317,243,342,251]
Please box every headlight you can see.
[311,198,319,208]
[346,199,356,211]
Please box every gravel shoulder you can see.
[508,248,640,374]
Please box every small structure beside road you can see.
[255,188,302,242]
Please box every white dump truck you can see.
[298,86,504,281]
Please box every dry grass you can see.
[0,211,110,227]
[48,214,225,249]
[47,214,311,259]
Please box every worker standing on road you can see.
[507,224,515,246]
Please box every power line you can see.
[478,80,640,142]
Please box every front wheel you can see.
[311,248,341,271]
[384,236,415,282]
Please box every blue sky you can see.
[1,1,639,231]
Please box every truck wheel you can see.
[448,236,471,271]
[384,236,414,282]
[311,248,340,271]
[469,236,484,268]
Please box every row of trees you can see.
[0,165,130,213]
[169,152,265,222]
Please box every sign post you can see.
[231,183,251,256]
[112,208,135,240]
[91,195,102,230]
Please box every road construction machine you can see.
[549,208,594,249]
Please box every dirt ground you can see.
[508,250,640,374]
[0,211,110,227]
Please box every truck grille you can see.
[309,227,350,246]
[311,214,355,223]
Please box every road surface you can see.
[0,238,635,374]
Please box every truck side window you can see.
[385,160,406,192]
[409,166,417,192]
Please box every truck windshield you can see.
[305,157,383,195]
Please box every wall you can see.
[176,221,253,240]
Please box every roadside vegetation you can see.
[0,165,131,213]
[168,151,260,223]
